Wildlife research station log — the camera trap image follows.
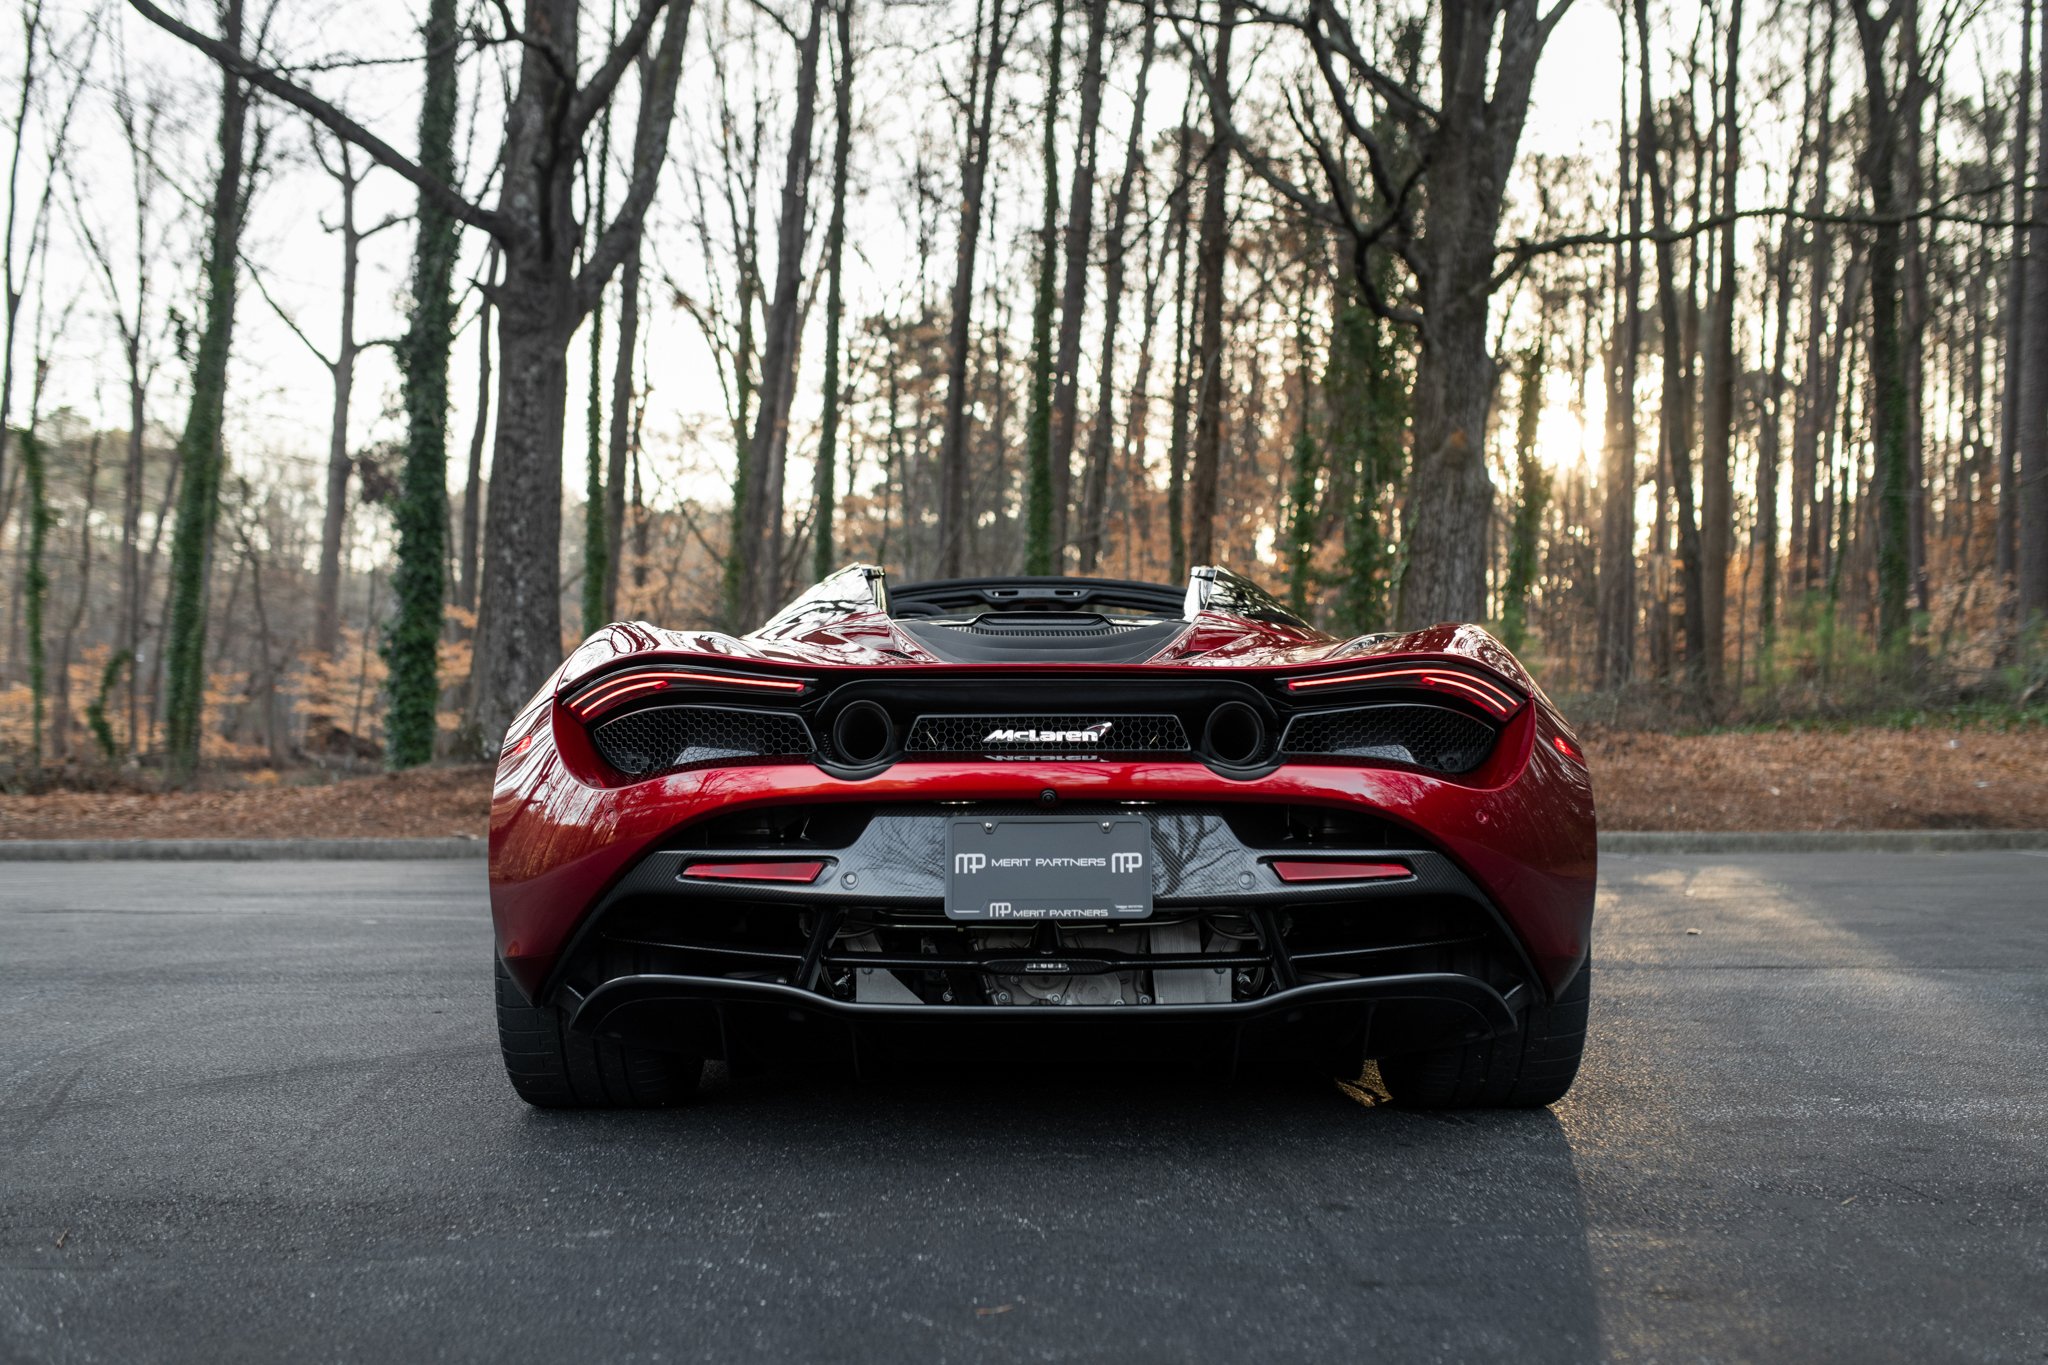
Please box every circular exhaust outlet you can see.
[1204,701,1268,766]
[832,700,897,765]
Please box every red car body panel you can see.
[490,579,1595,1008]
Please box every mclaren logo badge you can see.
[983,720,1115,744]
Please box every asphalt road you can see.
[1,852,2044,1364]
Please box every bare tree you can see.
[1076,0,1155,572]
[1185,0,1233,569]
[279,134,404,659]
[1047,0,1110,558]
[936,0,1014,576]
[1999,0,2034,582]
[130,0,696,748]
[2021,0,2048,621]
[733,0,825,622]
[63,21,171,753]
[812,0,854,582]
[4,0,94,538]
[1595,0,1642,687]
[1205,0,1578,625]
[1697,0,1743,688]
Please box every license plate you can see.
[944,816,1153,923]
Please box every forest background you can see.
[1,0,2044,831]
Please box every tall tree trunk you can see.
[1389,0,1554,629]
[1999,0,2034,583]
[160,0,249,785]
[1047,0,1109,561]
[463,0,694,746]
[2021,0,2048,621]
[1637,0,1706,687]
[1697,0,1742,689]
[1789,2,1839,602]
[1902,28,1931,622]
[582,100,612,635]
[312,141,373,659]
[1023,0,1066,575]
[1757,186,1798,648]
[1185,0,1233,570]
[1597,0,1642,686]
[50,436,102,763]
[1165,119,1194,582]
[1501,338,1548,652]
[120,331,147,752]
[456,241,498,622]
[814,0,853,582]
[1076,0,1153,572]
[385,0,461,768]
[935,0,1012,578]
[1851,0,1920,652]
[1284,272,1321,614]
[606,235,640,618]
[738,0,824,616]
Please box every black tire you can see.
[494,958,703,1109]
[1377,962,1589,1109]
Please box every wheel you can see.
[494,958,703,1108]
[1376,961,1589,1109]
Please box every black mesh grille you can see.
[1280,704,1496,774]
[906,714,1190,753]
[590,704,814,777]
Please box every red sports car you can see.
[489,565,1595,1108]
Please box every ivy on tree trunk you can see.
[383,0,461,769]
[160,0,249,786]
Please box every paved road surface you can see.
[1,852,2044,1363]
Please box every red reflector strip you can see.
[682,860,827,884]
[570,668,809,718]
[1284,667,1518,716]
[1552,734,1584,764]
[1269,859,1413,884]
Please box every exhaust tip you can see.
[832,700,897,765]
[1204,701,1268,766]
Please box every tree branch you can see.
[570,0,672,136]
[574,0,695,317]
[125,0,506,237]
[1486,178,2045,293]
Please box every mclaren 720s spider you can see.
[489,565,1594,1109]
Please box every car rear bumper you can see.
[565,971,1527,1073]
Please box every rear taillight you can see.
[569,667,810,720]
[682,860,828,884]
[1283,666,1519,717]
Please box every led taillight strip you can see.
[1284,666,1519,717]
[569,667,809,719]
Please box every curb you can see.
[1599,829,2048,854]
[1,831,2043,860]
[0,837,487,861]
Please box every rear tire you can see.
[1377,962,1589,1109]
[494,958,703,1109]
